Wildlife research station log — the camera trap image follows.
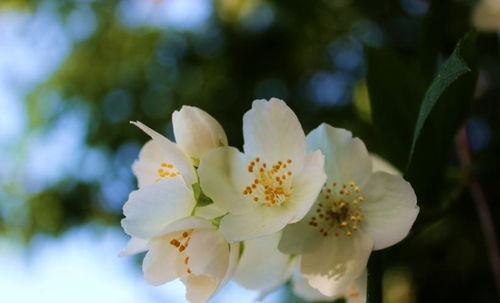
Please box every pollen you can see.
[155,162,180,182]
[168,230,195,276]
[308,180,365,238]
[169,230,193,253]
[242,157,295,207]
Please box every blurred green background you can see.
[0,0,498,302]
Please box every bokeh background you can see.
[0,0,499,302]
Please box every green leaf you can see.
[197,192,214,207]
[192,182,214,207]
[366,30,477,206]
[405,31,477,206]
[407,32,475,169]
[210,214,224,228]
[192,182,202,201]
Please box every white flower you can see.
[472,0,500,31]
[293,263,367,303]
[233,232,296,298]
[121,121,198,251]
[120,117,237,303]
[198,98,326,241]
[121,174,195,240]
[172,106,228,163]
[131,105,227,188]
[131,121,197,188]
[126,216,239,303]
[122,107,227,251]
[279,123,419,296]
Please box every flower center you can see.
[308,181,365,237]
[242,157,294,207]
[169,229,194,274]
[155,162,180,182]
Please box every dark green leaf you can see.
[405,31,477,205]
[366,31,478,207]
[407,32,474,169]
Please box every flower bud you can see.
[172,106,228,161]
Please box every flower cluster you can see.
[120,99,419,303]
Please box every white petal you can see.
[278,206,326,254]
[350,270,367,303]
[184,274,218,303]
[198,146,256,215]
[183,225,235,303]
[220,207,294,242]
[292,265,333,301]
[277,151,327,254]
[118,237,150,257]
[370,153,400,175]
[307,123,372,187]
[243,98,306,167]
[287,150,326,223]
[185,228,229,280]
[132,140,165,188]
[362,172,419,250]
[172,106,228,160]
[293,266,367,303]
[234,232,295,294]
[188,242,240,302]
[131,121,196,186]
[121,178,195,239]
[219,241,240,287]
[194,204,227,220]
[301,232,372,297]
[142,237,180,286]
[158,216,215,235]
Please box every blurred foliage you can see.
[1,0,500,302]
